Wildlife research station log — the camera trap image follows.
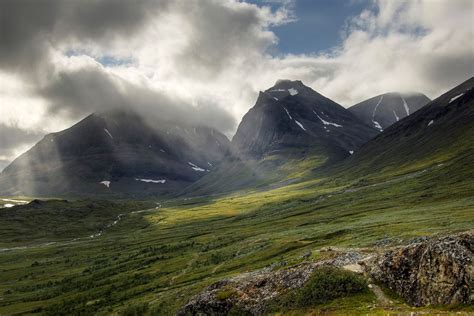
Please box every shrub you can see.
[295,266,367,306]
[267,266,368,311]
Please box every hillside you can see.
[340,77,474,179]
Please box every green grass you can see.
[0,151,473,315]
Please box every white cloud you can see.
[0,0,472,165]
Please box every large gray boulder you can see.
[363,231,473,306]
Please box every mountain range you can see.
[0,78,472,197]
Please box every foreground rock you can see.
[178,232,473,315]
[177,251,365,315]
[363,231,473,306]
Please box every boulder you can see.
[362,231,473,306]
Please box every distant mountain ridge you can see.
[349,92,430,131]
[2,78,470,198]
[0,109,231,196]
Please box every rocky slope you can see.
[179,231,473,315]
[178,251,367,315]
[0,109,231,197]
[349,92,430,131]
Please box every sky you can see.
[0,0,473,170]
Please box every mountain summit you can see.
[349,92,430,131]
[233,80,378,159]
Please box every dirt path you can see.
[170,252,200,285]
[369,283,392,307]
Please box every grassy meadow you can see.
[0,152,473,315]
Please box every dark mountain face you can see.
[349,92,430,131]
[342,77,474,175]
[232,80,379,159]
[0,109,231,196]
[184,80,380,196]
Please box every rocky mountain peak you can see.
[233,81,378,159]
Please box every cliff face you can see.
[363,231,473,307]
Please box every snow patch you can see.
[283,107,293,120]
[270,89,286,92]
[100,181,110,188]
[288,88,298,96]
[188,162,206,172]
[449,93,464,103]
[135,178,166,184]
[3,204,14,208]
[349,150,354,155]
[393,110,400,121]
[373,121,383,131]
[427,120,434,127]
[401,96,410,116]
[295,120,306,131]
[372,96,384,129]
[273,97,279,101]
[104,128,113,139]
[314,112,342,127]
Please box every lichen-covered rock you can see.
[362,231,473,307]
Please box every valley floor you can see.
[0,160,473,315]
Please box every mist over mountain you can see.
[0,109,231,196]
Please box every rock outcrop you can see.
[177,251,365,315]
[363,231,473,306]
[178,232,473,315]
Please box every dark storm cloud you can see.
[0,0,237,133]
[173,1,275,78]
[0,0,165,73]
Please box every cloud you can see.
[0,0,472,166]
[0,123,44,171]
